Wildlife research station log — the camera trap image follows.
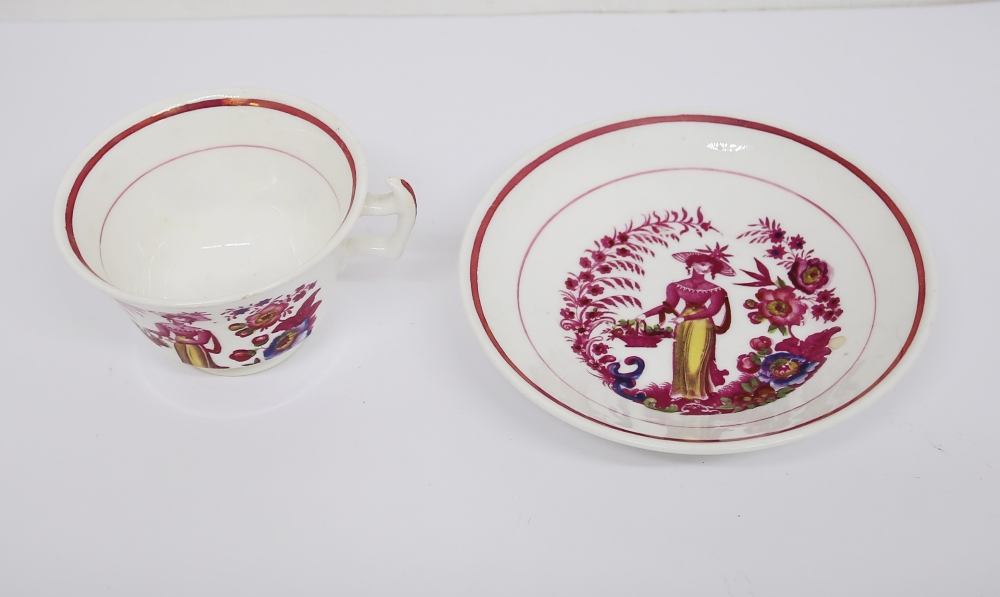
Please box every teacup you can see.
[53,88,416,375]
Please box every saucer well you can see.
[459,111,935,454]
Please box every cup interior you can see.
[62,98,358,302]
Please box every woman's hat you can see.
[672,243,736,276]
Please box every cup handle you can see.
[343,177,417,261]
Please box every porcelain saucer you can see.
[459,111,935,454]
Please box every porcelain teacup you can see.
[53,88,416,375]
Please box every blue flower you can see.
[262,318,312,360]
[757,352,818,389]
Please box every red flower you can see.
[229,349,256,362]
[788,258,830,294]
[749,336,772,351]
[252,334,269,347]
[737,354,760,373]
[753,287,806,327]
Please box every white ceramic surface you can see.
[54,88,416,375]
[460,110,935,454]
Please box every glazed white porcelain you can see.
[460,110,935,454]
[54,88,416,375]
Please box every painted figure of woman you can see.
[150,313,225,369]
[644,244,734,400]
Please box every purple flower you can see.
[758,352,818,389]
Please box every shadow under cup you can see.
[57,96,364,374]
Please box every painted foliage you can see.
[559,210,844,416]
[124,281,322,369]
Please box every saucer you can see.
[459,111,935,454]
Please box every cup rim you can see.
[52,87,369,309]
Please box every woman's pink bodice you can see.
[666,281,727,320]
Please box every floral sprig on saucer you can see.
[736,219,843,327]
[560,209,715,371]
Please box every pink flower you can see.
[827,296,840,309]
[591,252,606,263]
[816,289,833,303]
[737,354,760,374]
[565,278,578,290]
[811,304,826,319]
[592,343,609,355]
[616,247,630,256]
[768,228,786,243]
[749,336,772,351]
[753,287,806,327]
[788,258,830,294]
[743,299,758,309]
[246,302,288,330]
[601,236,615,248]
[597,264,612,274]
[580,272,594,282]
[588,285,604,295]
[617,232,629,243]
[579,257,592,268]
[767,245,786,259]
[559,308,574,319]
[252,334,269,347]
[788,235,806,250]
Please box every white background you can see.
[1,3,998,595]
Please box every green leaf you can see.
[757,348,771,356]
[776,277,787,288]
[750,377,760,388]
[666,405,679,413]
[777,387,793,398]
[750,354,762,365]
[779,325,788,336]
[741,382,754,393]
[768,324,778,333]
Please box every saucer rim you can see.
[458,108,938,455]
